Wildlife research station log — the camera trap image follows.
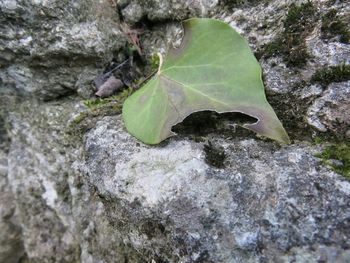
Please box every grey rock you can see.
[307,81,350,134]
[5,107,350,262]
[0,107,24,263]
[0,150,24,263]
[300,84,323,99]
[78,117,350,262]
[0,0,125,100]
[308,38,350,67]
[6,100,81,262]
[120,0,220,24]
[1,0,350,262]
[5,100,146,263]
[261,58,301,94]
[122,2,145,24]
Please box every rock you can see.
[122,2,144,24]
[5,100,147,263]
[0,150,24,263]
[81,118,350,262]
[308,38,350,67]
[307,81,350,134]
[6,100,81,262]
[120,0,220,24]
[4,107,350,262]
[0,110,24,263]
[300,84,323,99]
[1,0,350,262]
[0,0,125,100]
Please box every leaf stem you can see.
[136,69,157,89]
[157,52,163,75]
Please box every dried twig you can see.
[120,22,143,56]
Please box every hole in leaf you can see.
[172,110,258,137]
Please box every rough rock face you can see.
[0,150,24,263]
[0,0,124,99]
[1,0,350,262]
[78,116,350,262]
[307,81,350,133]
[120,0,220,23]
[4,106,350,263]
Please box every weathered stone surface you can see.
[77,116,350,263]
[0,0,125,100]
[307,81,350,133]
[1,0,350,262]
[4,107,350,262]
[0,150,24,263]
[120,0,220,24]
[4,100,147,263]
[6,100,80,262]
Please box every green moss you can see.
[316,143,350,179]
[72,112,89,125]
[150,53,160,71]
[65,88,133,145]
[83,88,133,110]
[311,64,350,86]
[223,0,270,7]
[258,1,316,67]
[321,9,350,44]
[83,98,109,109]
[266,90,311,141]
[80,88,132,121]
[284,1,316,33]
[326,0,337,6]
[313,136,323,145]
[257,40,281,59]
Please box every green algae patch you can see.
[317,143,350,180]
[83,88,133,110]
[65,88,133,145]
[72,112,89,126]
[150,53,160,71]
[224,0,271,7]
[259,1,316,67]
[311,64,350,86]
[70,88,132,130]
[284,1,316,31]
[321,9,350,44]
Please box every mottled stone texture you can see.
[307,81,350,133]
[0,0,125,100]
[0,150,24,263]
[120,0,220,23]
[0,0,350,263]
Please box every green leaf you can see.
[122,18,290,145]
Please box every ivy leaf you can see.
[122,18,290,145]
